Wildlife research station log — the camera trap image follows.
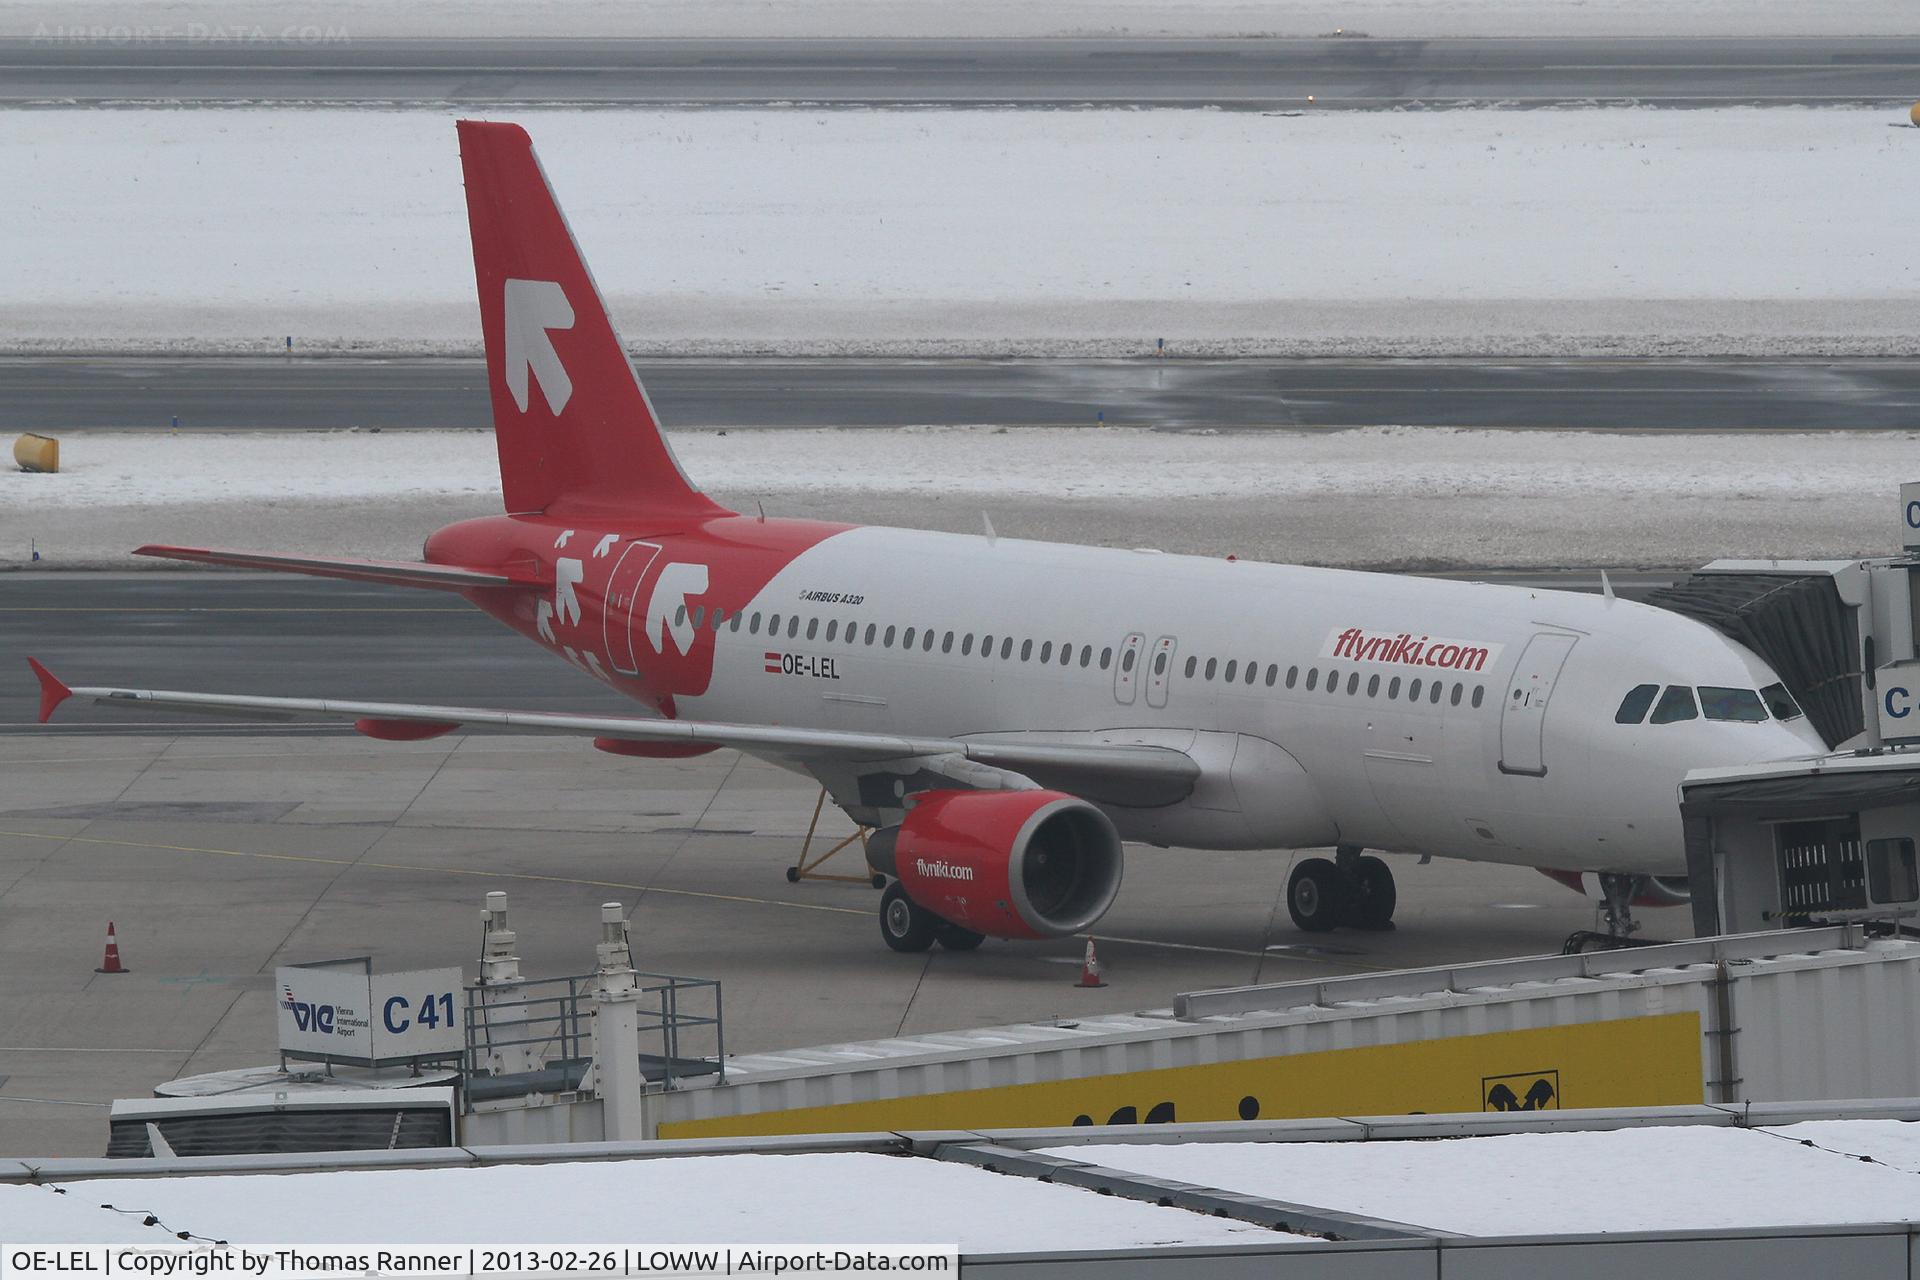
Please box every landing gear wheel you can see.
[785,866,801,883]
[935,921,986,951]
[1343,855,1398,931]
[870,874,888,890]
[1287,857,1347,933]
[879,881,937,953]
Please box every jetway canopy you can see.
[1646,572,1861,749]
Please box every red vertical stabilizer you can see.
[456,120,732,526]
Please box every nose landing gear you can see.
[1286,845,1398,933]
[1561,872,1665,954]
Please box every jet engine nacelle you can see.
[869,789,1124,940]
[1537,869,1691,908]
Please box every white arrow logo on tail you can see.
[503,278,575,415]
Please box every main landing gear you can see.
[1287,845,1398,933]
[878,881,985,954]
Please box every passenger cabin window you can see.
[1266,665,1278,687]
[729,612,743,632]
[1001,637,1014,659]
[749,613,763,635]
[1247,663,1258,686]
[825,619,838,641]
[1367,674,1380,697]
[1616,683,1659,724]
[1306,668,1319,691]
[1224,660,1238,683]
[1761,682,1804,721]
[806,617,819,640]
[1699,686,1768,722]
[1100,648,1113,670]
[1650,685,1698,724]
[884,625,896,647]
[1286,666,1299,689]
[1471,685,1484,708]
[1154,652,1168,675]
[691,606,705,628]
[1186,656,1198,678]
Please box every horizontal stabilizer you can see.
[133,545,546,592]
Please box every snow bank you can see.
[3,426,1909,571]
[1042,1124,1920,1234]
[7,425,1918,508]
[33,1153,1279,1248]
[5,108,1917,359]
[12,0,1917,39]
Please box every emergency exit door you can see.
[1499,632,1578,777]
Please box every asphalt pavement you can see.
[4,36,1917,108]
[9,356,1920,432]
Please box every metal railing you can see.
[461,971,723,1110]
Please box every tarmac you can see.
[5,36,1916,108]
[0,731,1613,1158]
[12,356,1920,433]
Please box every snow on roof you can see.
[1042,1120,1920,1236]
[10,1153,1292,1250]
[0,1184,187,1244]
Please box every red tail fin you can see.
[457,120,730,525]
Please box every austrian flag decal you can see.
[1322,626,1503,673]
[764,651,782,674]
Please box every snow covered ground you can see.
[4,426,1910,570]
[5,108,1917,359]
[14,0,1918,39]
[1043,1120,1920,1235]
[0,1153,1278,1248]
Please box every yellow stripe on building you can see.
[661,1013,1702,1139]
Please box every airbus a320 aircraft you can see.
[30,121,1828,953]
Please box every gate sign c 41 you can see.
[277,959,465,1066]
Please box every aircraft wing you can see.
[25,660,1199,807]
[133,545,547,592]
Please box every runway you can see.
[5,36,1918,108]
[0,571,1674,734]
[11,356,1920,432]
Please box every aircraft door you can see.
[1145,636,1177,709]
[1499,632,1579,777]
[1113,632,1144,705]
[603,540,661,675]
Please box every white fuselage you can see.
[648,526,1826,876]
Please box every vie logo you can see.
[281,985,337,1035]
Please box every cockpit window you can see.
[1615,684,1659,724]
[1761,682,1804,721]
[1649,684,1698,724]
[1699,686,1768,722]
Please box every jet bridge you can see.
[1645,481,1920,752]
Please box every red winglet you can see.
[26,657,72,723]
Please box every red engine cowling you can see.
[1537,869,1691,908]
[883,789,1124,940]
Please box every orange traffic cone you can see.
[95,921,128,975]
[1076,938,1106,988]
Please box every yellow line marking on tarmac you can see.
[0,827,871,918]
